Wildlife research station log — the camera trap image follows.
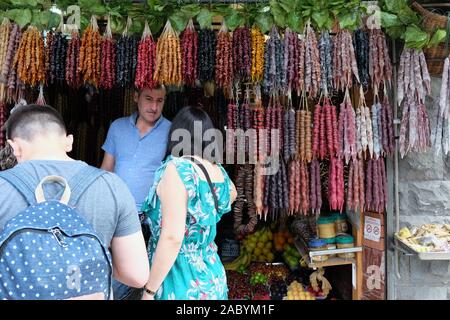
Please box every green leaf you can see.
[286,12,303,33]
[255,13,273,34]
[39,10,51,26]
[384,0,404,13]
[225,10,244,31]
[180,4,200,18]
[55,0,72,9]
[148,17,163,35]
[90,4,106,16]
[169,11,189,33]
[279,0,294,13]
[428,29,447,48]
[48,12,61,29]
[270,1,286,28]
[110,16,125,34]
[385,25,405,39]
[404,24,430,49]
[312,11,329,29]
[397,7,420,25]
[380,11,401,28]
[338,12,357,30]
[129,17,144,35]
[196,8,213,30]
[146,0,160,10]
[6,8,32,28]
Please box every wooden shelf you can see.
[308,257,356,269]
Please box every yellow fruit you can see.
[257,242,264,249]
[265,242,273,249]
[254,247,262,256]
[267,253,275,262]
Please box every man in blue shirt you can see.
[101,85,171,299]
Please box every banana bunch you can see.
[224,250,251,271]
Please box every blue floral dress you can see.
[141,156,233,300]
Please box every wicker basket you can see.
[411,1,450,76]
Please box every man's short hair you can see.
[135,84,166,96]
[5,104,67,141]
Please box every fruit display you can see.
[242,228,275,263]
[285,281,316,300]
[249,263,289,282]
[227,271,252,300]
[273,230,295,252]
[283,244,302,270]
[250,272,268,286]
[270,280,288,300]
[223,249,250,271]
[251,284,270,300]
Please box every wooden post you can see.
[352,210,364,300]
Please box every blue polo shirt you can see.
[102,112,171,212]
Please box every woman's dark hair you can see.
[166,106,222,163]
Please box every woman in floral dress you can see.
[141,106,237,300]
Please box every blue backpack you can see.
[0,166,113,300]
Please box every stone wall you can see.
[387,76,450,300]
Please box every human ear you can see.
[65,134,74,153]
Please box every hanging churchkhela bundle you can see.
[135,21,156,90]
[49,31,68,86]
[66,29,82,89]
[13,25,45,87]
[283,28,300,93]
[197,28,216,83]
[234,164,258,235]
[283,96,297,161]
[289,159,310,216]
[78,16,101,87]
[297,93,313,162]
[433,57,450,155]
[116,18,138,88]
[371,96,382,159]
[353,29,369,90]
[0,18,12,102]
[233,26,251,82]
[304,24,321,97]
[369,29,393,91]
[355,86,374,158]
[313,97,339,160]
[333,29,359,91]
[263,26,284,94]
[254,161,266,219]
[346,158,365,213]
[264,158,289,219]
[381,92,395,156]
[252,96,265,163]
[215,22,232,89]
[397,47,431,158]
[251,26,265,84]
[154,20,182,86]
[265,96,284,156]
[4,25,22,103]
[100,17,116,89]
[328,156,345,212]
[318,31,333,95]
[365,158,387,213]
[0,102,5,148]
[338,89,357,163]
[310,159,322,215]
[180,19,198,87]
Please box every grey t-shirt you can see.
[0,160,141,247]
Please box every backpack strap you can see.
[0,167,38,205]
[67,166,108,206]
[183,156,220,214]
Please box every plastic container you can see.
[336,234,355,259]
[321,237,337,256]
[317,216,336,239]
[331,212,348,234]
[308,239,329,262]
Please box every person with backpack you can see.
[0,104,149,300]
[140,106,237,300]
[101,85,171,299]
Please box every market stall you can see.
[1,0,449,300]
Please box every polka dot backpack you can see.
[0,167,113,300]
